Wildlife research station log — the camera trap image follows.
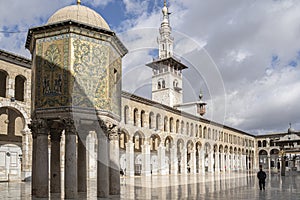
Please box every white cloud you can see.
[122,0,151,15]
[87,0,113,7]
[118,0,300,134]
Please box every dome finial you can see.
[77,0,81,5]
[164,0,167,7]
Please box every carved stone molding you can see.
[63,118,76,135]
[28,118,49,138]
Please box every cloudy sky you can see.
[1,0,300,134]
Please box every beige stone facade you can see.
[0,49,32,181]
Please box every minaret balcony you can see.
[174,86,182,92]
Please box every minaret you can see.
[146,0,188,107]
[158,0,174,59]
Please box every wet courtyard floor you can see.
[0,172,299,199]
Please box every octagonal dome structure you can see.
[47,4,110,30]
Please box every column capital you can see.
[63,118,76,135]
[28,118,49,137]
[109,131,119,141]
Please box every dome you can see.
[47,5,110,30]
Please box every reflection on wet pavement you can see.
[1,172,299,199]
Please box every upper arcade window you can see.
[0,70,8,98]
[15,75,26,101]
[162,80,166,88]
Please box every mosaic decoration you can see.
[33,32,122,117]
[35,36,70,109]
[72,37,110,110]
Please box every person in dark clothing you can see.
[257,165,267,190]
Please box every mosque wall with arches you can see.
[256,133,300,173]
[119,91,257,175]
[0,49,32,181]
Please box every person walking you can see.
[257,165,267,190]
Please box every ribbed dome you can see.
[47,5,110,30]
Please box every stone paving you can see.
[0,171,299,199]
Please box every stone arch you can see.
[149,112,154,129]
[124,105,129,124]
[219,145,223,153]
[186,122,189,135]
[199,125,202,138]
[162,79,165,88]
[187,140,194,152]
[0,70,8,98]
[15,75,26,101]
[203,126,207,139]
[190,123,194,137]
[163,116,168,132]
[133,131,144,152]
[119,128,129,150]
[173,79,178,88]
[270,148,280,171]
[164,136,173,151]
[195,124,198,137]
[133,108,138,126]
[262,140,267,147]
[180,120,184,134]
[156,113,161,130]
[259,149,268,169]
[169,117,174,133]
[0,106,27,139]
[258,140,261,147]
[150,134,161,151]
[175,119,180,133]
[157,80,161,89]
[140,110,146,127]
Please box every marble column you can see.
[220,153,225,172]
[21,128,31,180]
[170,144,178,174]
[215,152,220,173]
[200,149,205,174]
[109,129,120,195]
[29,119,49,198]
[158,145,166,175]
[142,141,151,176]
[181,148,187,174]
[77,135,87,193]
[126,140,134,177]
[244,154,247,171]
[64,118,78,199]
[29,128,37,195]
[190,150,196,174]
[268,155,271,173]
[97,122,109,198]
[50,129,62,193]
[208,151,213,173]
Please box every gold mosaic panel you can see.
[35,36,70,109]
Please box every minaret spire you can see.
[158,0,173,59]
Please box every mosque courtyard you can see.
[1,171,299,200]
